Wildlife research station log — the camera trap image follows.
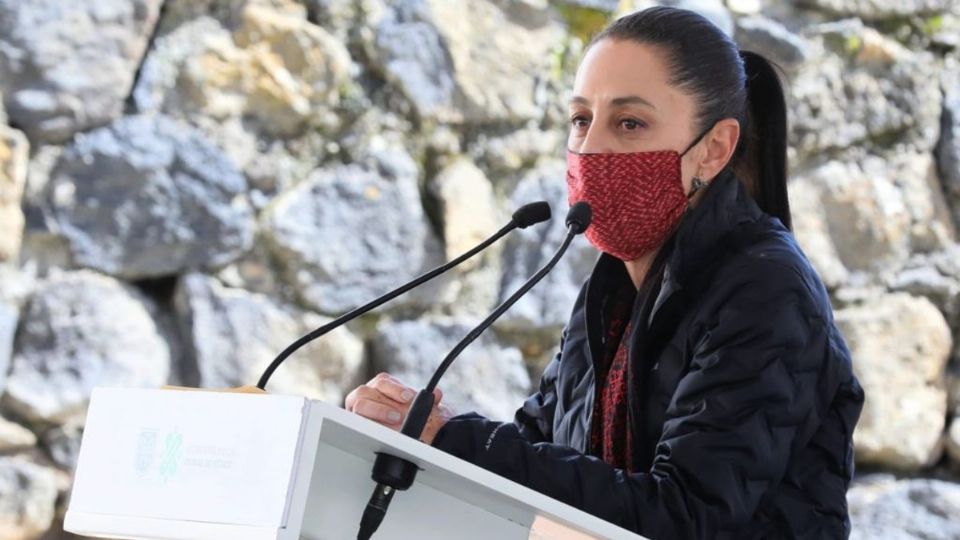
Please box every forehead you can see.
[570,38,686,108]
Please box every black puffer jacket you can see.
[431,170,865,539]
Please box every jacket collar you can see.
[667,168,765,290]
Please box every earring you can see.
[688,176,707,198]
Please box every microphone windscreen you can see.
[565,202,592,234]
[512,201,552,229]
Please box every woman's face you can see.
[567,38,719,195]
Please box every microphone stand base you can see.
[372,452,420,490]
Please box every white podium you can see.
[64,388,644,540]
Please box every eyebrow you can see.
[568,95,657,109]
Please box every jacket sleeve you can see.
[512,278,589,443]
[511,326,565,443]
[431,268,831,538]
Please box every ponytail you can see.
[737,51,792,231]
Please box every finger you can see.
[432,402,453,421]
[368,373,416,404]
[353,398,405,425]
[344,386,360,411]
[421,403,454,445]
[346,385,393,412]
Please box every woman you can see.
[346,7,864,539]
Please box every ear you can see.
[696,118,740,180]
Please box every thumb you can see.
[432,387,443,403]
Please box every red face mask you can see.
[566,140,705,262]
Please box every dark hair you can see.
[590,6,792,231]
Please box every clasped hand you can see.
[345,372,454,445]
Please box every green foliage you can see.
[549,41,568,81]
[865,127,909,149]
[873,14,947,46]
[555,4,610,44]
[821,30,863,58]
[845,34,863,54]
[921,15,944,36]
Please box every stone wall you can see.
[0,0,958,537]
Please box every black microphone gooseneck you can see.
[356,202,592,540]
[255,201,552,390]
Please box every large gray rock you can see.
[0,0,163,143]
[0,457,58,540]
[796,0,954,19]
[368,0,564,124]
[133,2,352,139]
[4,271,171,424]
[430,158,500,268]
[174,273,365,404]
[791,22,942,158]
[819,162,895,276]
[496,160,596,335]
[370,318,531,421]
[45,115,255,280]
[263,160,444,315]
[788,175,850,289]
[848,475,960,540]
[0,125,28,263]
[836,293,952,470]
[427,158,502,317]
[792,151,953,276]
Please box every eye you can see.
[569,114,590,130]
[619,118,647,131]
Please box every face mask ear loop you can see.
[679,123,713,158]
[680,123,715,200]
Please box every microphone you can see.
[356,202,592,540]
[255,201,551,390]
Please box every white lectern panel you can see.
[64,388,646,540]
